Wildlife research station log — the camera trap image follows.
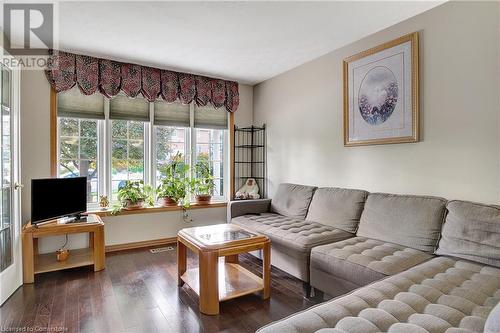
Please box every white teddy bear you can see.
[235,178,260,200]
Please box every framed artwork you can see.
[343,32,419,146]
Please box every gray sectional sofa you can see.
[227,183,500,333]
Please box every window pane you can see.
[195,128,226,198]
[60,118,79,136]
[2,67,10,108]
[111,160,127,180]
[2,104,11,188]
[80,120,97,137]
[60,137,79,159]
[112,120,127,138]
[0,66,12,273]
[112,139,127,159]
[129,140,144,160]
[0,229,12,270]
[57,117,100,204]
[80,138,97,159]
[111,120,145,201]
[155,126,187,183]
[1,184,11,230]
[129,122,144,139]
[128,160,144,180]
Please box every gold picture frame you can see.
[343,32,419,146]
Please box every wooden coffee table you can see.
[177,223,271,315]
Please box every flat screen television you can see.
[31,177,87,224]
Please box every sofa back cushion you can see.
[305,187,368,233]
[357,193,447,252]
[436,200,500,267]
[270,183,317,219]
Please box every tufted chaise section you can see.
[257,257,500,333]
[310,237,433,296]
[232,213,353,255]
[232,213,353,280]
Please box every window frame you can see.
[51,88,234,211]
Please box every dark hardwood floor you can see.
[0,246,322,333]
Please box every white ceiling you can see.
[56,2,442,84]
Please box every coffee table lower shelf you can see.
[181,262,264,301]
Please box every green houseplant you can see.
[191,161,215,204]
[157,153,190,207]
[116,180,154,212]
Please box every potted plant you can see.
[191,161,215,204]
[116,180,154,211]
[157,153,190,207]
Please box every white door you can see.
[0,64,21,305]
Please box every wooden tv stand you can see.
[22,214,105,283]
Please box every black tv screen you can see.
[31,177,87,224]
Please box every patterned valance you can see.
[45,50,239,112]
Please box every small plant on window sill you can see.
[157,153,191,209]
[190,161,215,205]
[111,180,155,215]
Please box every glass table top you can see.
[180,224,260,245]
[198,230,255,243]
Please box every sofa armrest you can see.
[227,199,272,221]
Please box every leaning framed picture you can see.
[343,32,419,146]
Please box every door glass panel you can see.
[0,229,12,270]
[2,67,10,108]
[0,65,13,272]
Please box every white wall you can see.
[234,84,253,127]
[20,70,254,253]
[254,1,500,204]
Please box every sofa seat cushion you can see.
[311,237,433,287]
[257,257,500,333]
[231,213,354,258]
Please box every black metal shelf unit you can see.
[233,125,266,199]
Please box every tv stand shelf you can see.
[22,214,105,283]
[35,248,94,274]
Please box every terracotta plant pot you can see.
[122,199,145,210]
[195,194,212,204]
[159,197,178,207]
[56,248,69,262]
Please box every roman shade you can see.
[109,94,149,122]
[57,86,105,119]
[153,100,190,127]
[194,105,228,129]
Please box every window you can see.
[58,117,99,203]
[195,129,226,197]
[110,120,145,200]
[56,87,230,209]
[155,126,187,183]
